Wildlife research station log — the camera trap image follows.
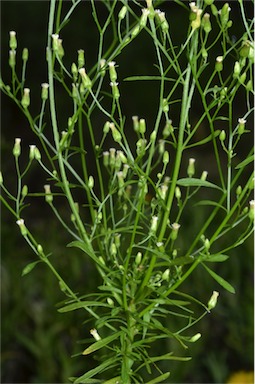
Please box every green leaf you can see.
[67,241,103,267]
[21,260,42,276]
[124,75,176,82]
[177,178,222,190]
[58,301,110,313]
[146,372,170,384]
[194,200,227,212]
[186,130,221,148]
[202,263,235,293]
[205,254,229,262]
[103,377,121,384]
[73,357,118,383]
[235,155,254,169]
[83,332,121,355]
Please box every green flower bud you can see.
[110,81,120,100]
[204,238,210,251]
[44,184,53,203]
[219,130,226,141]
[140,8,150,28]
[204,0,214,5]
[170,223,180,241]
[150,216,159,234]
[163,150,169,165]
[139,118,146,134]
[90,328,101,341]
[109,148,116,167]
[0,171,3,185]
[201,13,212,34]
[239,40,250,58]
[22,185,28,198]
[175,186,181,200]
[37,244,44,255]
[187,158,195,177]
[21,88,30,109]
[162,268,170,281]
[207,290,219,310]
[9,31,17,50]
[233,61,241,78]
[189,333,202,342]
[150,130,156,143]
[99,59,106,77]
[9,49,16,68]
[132,116,139,132]
[211,4,218,16]
[71,63,78,80]
[239,72,246,84]
[163,120,173,138]
[136,138,147,155]
[248,200,255,221]
[22,48,29,62]
[158,139,165,155]
[29,145,36,160]
[103,151,109,167]
[78,49,85,68]
[201,171,208,181]
[52,34,59,52]
[220,3,231,27]
[16,218,28,236]
[159,184,168,200]
[107,297,114,307]
[135,252,142,265]
[108,61,117,82]
[162,98,169,113]
[246,80,253,92]
[13,138,21,157]
[110,123,122,143]
[237,118,246,135]
[118,5,127,20]
[88,175,94,190]
[41,83,49,101]
[110,242,117,257]
[131,25,140,38]
[236,185,242,196]
[215,56,223,72]
[57,38,64,59]
[79,68,92,89]
[34,147,41,161]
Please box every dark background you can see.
[1,1,254,383]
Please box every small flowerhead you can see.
[248,200,255,221]
[170,223,180,241]
[41,83,49,101]
[21,88,30,109]
[108,61,117,82]
[13,138,21,157]
[237,118,246,135]
[9,31,17,50]
[44,184,53,203]
[207,290,219,311]
[187,158,196,177]
[16,218,28,236]
[9,49,16,68]
[78,49,85,68]
[201,171,208,181]
[90,328,101,341]
[150,215,159,234]
[215,56,223,72]
[29,145,36,160]
[79,67,92,89]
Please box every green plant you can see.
[1,0,254,383]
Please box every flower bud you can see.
[163,151,169,165]
[16,218,27,236]
[110,123,122,143]
[236,185,242,196]
[163,120,173,138]
[150,216,159,234]
[187,158,195,177]
[204,0,214,4]
[204,238,210,251]
[158,139,165,155]
[150,130,156,143]
[170,223,180,241]
[9,49,16,68]
[110,81,120,100]
[211,4,218,16]
[246,80,253,92]
[21,88,30,109]
[189,333,202,342]
[22,48,29,62]
[215,56,223,72]
[132,116,139,132]
[71,63,78,81]
[136,138,147,156]
[108,61,117,82]
[200,171,208,181]
[41,83,49,101]
[37,244,44,255]
[88,175,94,190]
[110,243,117,257]
[78,49,85,68]
[13,138,21,157]
[207,290,219,310]
[140,9,150,28]
[118,5,127,20]
[107,297,114,307]
[220,3,231,27]
[90,328,101,341]
[29,145,36,160]
[44,184,53,203]
[52,34,59,52]
[139,118,146,134]
[162,268,170,281]
[239,40,250,58]
[237,118,246,135]
[162,98,169,113]
[79,68,92,89]
[103,151,109,167]
[0,171,3,185]
[99,59,106,77]
[159,184,168,200]
[34,147,41,161]
[57,39,64,58]
[233,61,241,78]
[175,186,181,200]
[22,185,28,198]
[201,13,212,34]
[219,130,226,142]
[131,25,140,38]
[109,148,116,167]
[135,252,142,265]
[248,200,255,221]
[9,31,17,50]
[239,72,246,84]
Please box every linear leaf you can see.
[146,372,170,384]
[177,178,222,190]
[103,376,121,384]
[21,260,42,276]
[186,130,220,148]
[194,200,227,212]
[82,332,121,355]
[58,301,110,313]
[73,358,118,383]
[202,263,235,293]
[124,75,175,82]
[205,254,229,262]
[235,155,254,169]
[67,240,103,267]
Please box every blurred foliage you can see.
[1,1,254,383]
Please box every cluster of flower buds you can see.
[189,2,203,30]
[51,34,64,58]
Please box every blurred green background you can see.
[1,1,254,383]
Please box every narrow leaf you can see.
[146,372,170,384]
[202,263,235,293]
[103,377,121,384]
[235,155,254,169]
[74,358,118,383]
[21,260,42,276]
[205,254,229,262]
[67,240,103,266]
[177,178,222,190]
[124,75,175,82]
[186,130,220,148]
[58,301,110,313]
[82,332,121,355]
[195,200,227,212]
